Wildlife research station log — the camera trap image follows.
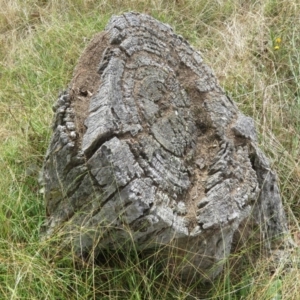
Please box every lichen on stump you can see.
[42,12,290,280]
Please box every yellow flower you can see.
[274,45,280,50]
[275,37,282,44]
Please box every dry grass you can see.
[1,0,300,298]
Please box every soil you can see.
[69,32,109,141]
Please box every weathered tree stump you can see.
[42,12,290,280]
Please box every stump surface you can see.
[42,12,289,280]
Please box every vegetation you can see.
[1,0,300,298]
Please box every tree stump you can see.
[42,12,290,280]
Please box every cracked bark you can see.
[42,12,291,281]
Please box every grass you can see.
[1,0,300,298]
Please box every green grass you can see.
[1,0,300,298]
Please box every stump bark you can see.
[42,12,290,280]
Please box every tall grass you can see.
[1,0,300,298]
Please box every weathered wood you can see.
[42,12,290,280]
